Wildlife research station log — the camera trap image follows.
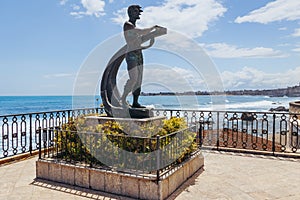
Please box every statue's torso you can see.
[123,21,143,56]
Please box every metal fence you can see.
[0,108,101,158]
[1,108,299,160]
[154,109,300,156]
[38,125,200,181]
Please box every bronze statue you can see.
[100,5,166,118]
[120,5,157,108]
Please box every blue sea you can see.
[0,95,299,116]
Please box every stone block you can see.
[48,162,61,182]
[160,178,169,200]
[61,164,75,185]
[191,153,204,175]
[75,166,90,188]
[168,166,184,195]
[139,179,159,200]
[89,169,105,191]
[36,161,49,180]
[105,172,122,195]
[183,161,190,180]
[121,176,140,199]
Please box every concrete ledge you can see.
[36,151,204,200]
[0,149,46,166]
[84,116,165,137]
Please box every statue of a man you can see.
[120,5,157,108]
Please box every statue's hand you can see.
[141,37,155,50]
[149,38,155,46]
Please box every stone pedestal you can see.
[36,151,204,200]
[84,116,166,137]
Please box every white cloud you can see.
[235,0,300,24]
[60,0,68,5]
[44,73,74,79]
[112,0,227,38]
[71,4,80,11]
[292,28,300,37]
[278,27,287,31]
[70,0,105,18]
[202,43,287,58]
[221,66,300,89]
[292,48,300,52]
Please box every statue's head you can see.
[127,5,143,20]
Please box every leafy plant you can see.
[54,115,198,170]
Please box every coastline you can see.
[141,84,300,97]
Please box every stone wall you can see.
[36,152,204,200]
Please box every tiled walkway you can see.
[0,151,299,200]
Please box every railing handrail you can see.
[2,108,299,118]
[0,107,299,162]
[0,107,99,118]
[153,108,298,115]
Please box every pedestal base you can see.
[85,116,166,137]
[36,151,204,200]
[109,107,154,118]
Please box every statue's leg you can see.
[132,87,142,107]
[132,57,145,108]
[120,59,139,106]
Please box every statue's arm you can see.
[135,26,157,35]
[124,23,166,50]
[141,38,155,50]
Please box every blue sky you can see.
[0,0,300,95]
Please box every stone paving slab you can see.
[174,151,300,200]
[0,151,299,200]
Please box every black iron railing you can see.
[154,109,300,156]
[0,107,102,158]
[1,108,299,160]
[38,125,200,181]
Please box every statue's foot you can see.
[132,103,146,108]
[120,99,131,108]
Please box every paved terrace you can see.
[0,151,299,200]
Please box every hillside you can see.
[142,85,300,97]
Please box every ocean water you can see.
[0,95,299,116]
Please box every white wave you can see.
[145,104,156,109]
[224,100,275,110]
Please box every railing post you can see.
[38,127,42,159]
[29,114,33,155]
[156,135,160,182]
[272,114,276,155]
[67,110,71,123]
[43,128,48,157]
[54,126,59,160]
[198,121,203,147]
[217,112,220,150]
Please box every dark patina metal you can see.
[100,5,167,118]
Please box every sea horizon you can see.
[0,95,299,116]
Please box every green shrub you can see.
[55,115,198,170]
